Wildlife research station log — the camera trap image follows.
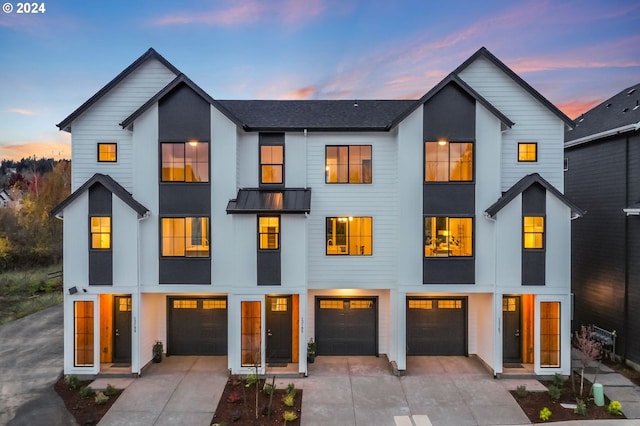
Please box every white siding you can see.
[63,192,89,286]
[545,194,571,289]
[112,196,139,287]
[140,293,165,368]
[495,195,523,289]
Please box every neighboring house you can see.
[565,83,640,367]
[52,47,582,378]
[0,188,11,208]
[0,188,22,210]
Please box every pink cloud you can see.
[558,99,603,120]
[6,108,35,116]
[280,86,317,100]
[0,141,71,161]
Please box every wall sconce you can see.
[68,286,78,295]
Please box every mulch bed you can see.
[211,376,302,426]
[53,375,122,425]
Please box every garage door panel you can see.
[316,298,377,356]
[407,298,466,356]
[168,298,227,355]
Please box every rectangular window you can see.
[241,301,261,366]
[540,301,561,367]
[271,297,288,312]
[97,143,117,162]
[203,300,226,309]
[424,217,473,257]
[260,144,284,185]
[425,141,473,182]
[518,142,537,162]
[325,145,372,183]
[74,301,94,367]
[161,141,209,182]
[118,297,132,312]
[408,300,433,309]
[90,216,111,249]
[258,216,280,250]
[161,217,209,257]
[523,216,544,249]
[437,300,462,309]
[319,300,344,309]
[173,300,197,309]
[326,216,372,255]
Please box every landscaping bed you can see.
[54,375,122,425]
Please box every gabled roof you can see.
[120,73,244,129]
[484,173,585,219]
[395,73,514,130]
[50,174,149,219]
[57,48,180,132]
[226,188,311,214]
[565,82,640,146]
[454,47,574,129]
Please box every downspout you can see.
[484,211,499,376]
[136,211,150,376]
[623,135,630,362]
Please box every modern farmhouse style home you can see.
[52,47,582,378]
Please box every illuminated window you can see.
[118,297,132,312]
[540,301,561,367]
[203,299,226,309]
[326,217,372,255]
[437,300,462,309]
[161,142,209,182]
[325,145,372,183]
[74,301,94,367]
[258,217,279,250]
[241,301,261,366]
[319,300,344,309]
[424,217,473,257]
[523,216,544,249]
[518,142,537,162]
[502,297,517,312]
[260,145,284,184]
[173,300,197,309]
[408,300,433,309]
[97,143,117,162]
[425,141,473,182]
[271,297,288,312]
[90,216,111,249]
[350,300,373,309]
[161,217,209,257]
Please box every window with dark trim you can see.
[74,301,94,367]
[424,217,473,257]
[326,216,372,255]
[258,216,280,250]
[325,145,372,183]
[161,217,210,257]
[260,144,284,185]
[518,142,537,162]
[90,216,111,249]
[161,141,209,182]
[523,216,544,249]
[97,143,117,162]
[425,141,473,182]
[540,301,561,367]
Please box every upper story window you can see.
[326,216,372,255]
[258,216,280,250]
[425,141,473,182]
[260,144,284,185]
[97,143,117,162]
[161,141,209,182]
[424,216,473,257]
[325,145,372,184]
[518,142,537,162]
[161,217,209,257]
[90,216,111,249]
[523,216,544,249]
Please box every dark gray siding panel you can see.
[522,251,545,285]
[158,84,211,142]
[424,183,475,214]
[522,183,546,214]
[257,251,281,285]
[627,213,640,364]
[159,184,210,215]
[89,183,112,215]
[89,251,113,285]
[159,258,211,284]
[423,82,475,141]
[424,258,474,284]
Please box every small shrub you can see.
[283,410,298,424]
[64,374,79,390]
[245,373,258,387]
[79,385,94,398]
[515,384,528,398]
[94,391,109,405]
[552,373,565,387]
[539,407,552,422]
[104,384,118,396]
[286,382,297,397]
[263,382,275,395]
[608,400,623,416]
[226,389,242,403]
[575,398,587,415]
[282,393,295,407]
[547,384,561,401]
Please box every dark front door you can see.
[503,296,522,363]
[266,296,292,363]
[113,296,132,364]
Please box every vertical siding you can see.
[70,58,177,191]
[627,133,640,363]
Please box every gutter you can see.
[565,122,640,148]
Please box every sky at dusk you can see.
[0,0,638,161]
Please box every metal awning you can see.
[226,188,311,214]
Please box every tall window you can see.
[325,145,372,183]
[424,217,473,257]
[523,216,544,249]
[425,141,473,182]
[161,217,209,257]
[260,144,284,185]
[90,216,111,249]
[540,301,560,367]
[258,216,280,250]
[518,142,537,162]
[74,301,94,367]
[161,141,209,182]
[241,301,261,366]
[97,143,117,162]
[326,217,372,255]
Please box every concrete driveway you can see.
[0,304,75,426]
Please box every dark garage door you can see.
[168,297,227,355]
[315,298,377,355]
[406,298,467,355]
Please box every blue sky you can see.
[0,0,638,160]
